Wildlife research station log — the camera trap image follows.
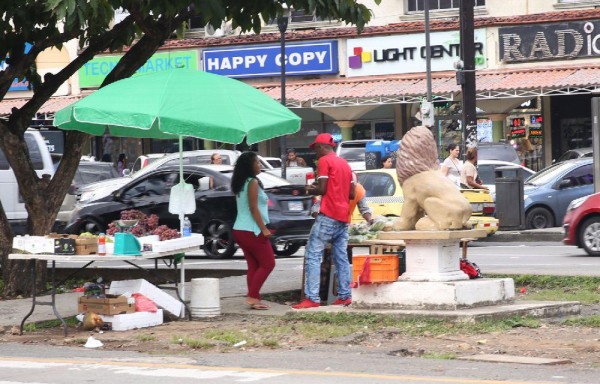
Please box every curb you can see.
[480,230,563,243]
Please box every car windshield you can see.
[357,172,396,197]
[219,170,291,188]
[339,147,366,163]
[525,161,578,186]
[76,163,119,185]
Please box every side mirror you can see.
[558,179,573,189]
[122,169,131,177]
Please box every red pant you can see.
[232,230,275,300]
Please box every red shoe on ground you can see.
[331,298,352,306]
[292,298,320,309]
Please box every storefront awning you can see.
[254,64,600,108]
[0,95,84,117]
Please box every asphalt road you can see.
[53,241,600,277]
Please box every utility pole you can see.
[459,0,477,149]
[277,12,289,179]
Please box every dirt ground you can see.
[2,304,600,367]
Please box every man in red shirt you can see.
[293,133,355,309]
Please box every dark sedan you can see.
[65,164,314,258]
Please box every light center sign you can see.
[346,29,487,77]
[202,40,338,78]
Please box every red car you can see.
[563,192,600,256]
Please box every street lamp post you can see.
[277,13,289,179]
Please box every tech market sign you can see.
[346,30,487,77]
[500,20,600,63]
[1,43,32,91]
[79,50,198,88]
[202,41,338,78]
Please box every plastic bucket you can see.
[190,278,221,318]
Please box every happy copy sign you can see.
[202,40,338,78]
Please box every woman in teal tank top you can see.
[231,152,275,310]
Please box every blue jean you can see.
[304,214,351,303]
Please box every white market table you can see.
[9,245,200,336]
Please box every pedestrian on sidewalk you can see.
[293,133,355,309]
[231,151,275,310]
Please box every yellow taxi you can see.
[352,169,499,235]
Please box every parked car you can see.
[336,140,371,171]
[353,169,499,235]
[524,158,594,229]
[130,153,169,174]
[56,161,120,226]
[563,192,600,256]
[0,129,55,235]
[66,164,314,258]
[477,142,521,164]
[556,147,592,163]
[476,159,536,195]
[79,150,314,203]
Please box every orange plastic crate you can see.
[352,254,399,284]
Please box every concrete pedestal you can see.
[352,230,515,310]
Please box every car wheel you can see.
[579,217,600,256]
[203,220,236,259]
[526,207,554,229]
[272,242,303,257]
[77,217,106,235]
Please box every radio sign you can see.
[511,128,527,138]
[510,117,525,127]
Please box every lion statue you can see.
[395,126,472,231]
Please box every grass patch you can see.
[172,335,215,349]
[488,274,600,304]
[281,313,541,338]
[203,329,254,346]
[563,315,600,328]
[135,334,157,342]
[422,352,457,360]
[24,316,79,332]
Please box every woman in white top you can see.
[441,144,462,186]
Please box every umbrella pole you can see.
[178,135,186,303]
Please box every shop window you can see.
[407,0,485,12]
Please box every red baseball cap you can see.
[309,133,336,149]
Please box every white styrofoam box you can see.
[14,236,55,254]
[108,279,184,317]
[100,309,163,331]
[150,233,204,253]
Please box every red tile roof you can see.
[160,9,600,50]
[254,64,600,105]
[0,95,83,116]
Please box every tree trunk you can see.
[0,129,87,297]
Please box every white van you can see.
[336,140,371,171]
[0,129,55,233]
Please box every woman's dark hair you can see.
[117,153,126,162]
[465,147,478,161]
[231,151,262,195]
[381,155,392,166]
[446,143,459,153]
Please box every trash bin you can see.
[494,166,525,230]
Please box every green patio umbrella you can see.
[54,69,301,144]
[53,70,301,274]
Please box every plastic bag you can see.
[168,182,196,215]
[132,293,158,312]
[460,259,482,279]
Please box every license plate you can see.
[288,201,303,211]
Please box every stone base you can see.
[352,278,515,310]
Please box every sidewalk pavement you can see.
[0,226,568,331]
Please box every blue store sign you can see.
[202,40,338,78]
[1,43,32,91]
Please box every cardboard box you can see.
[75,237,98,255]
[13,235,54,254]
[47,234,78,255]
[100,309,163,331]
[78,295,135,315]
[108,279,184,317]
